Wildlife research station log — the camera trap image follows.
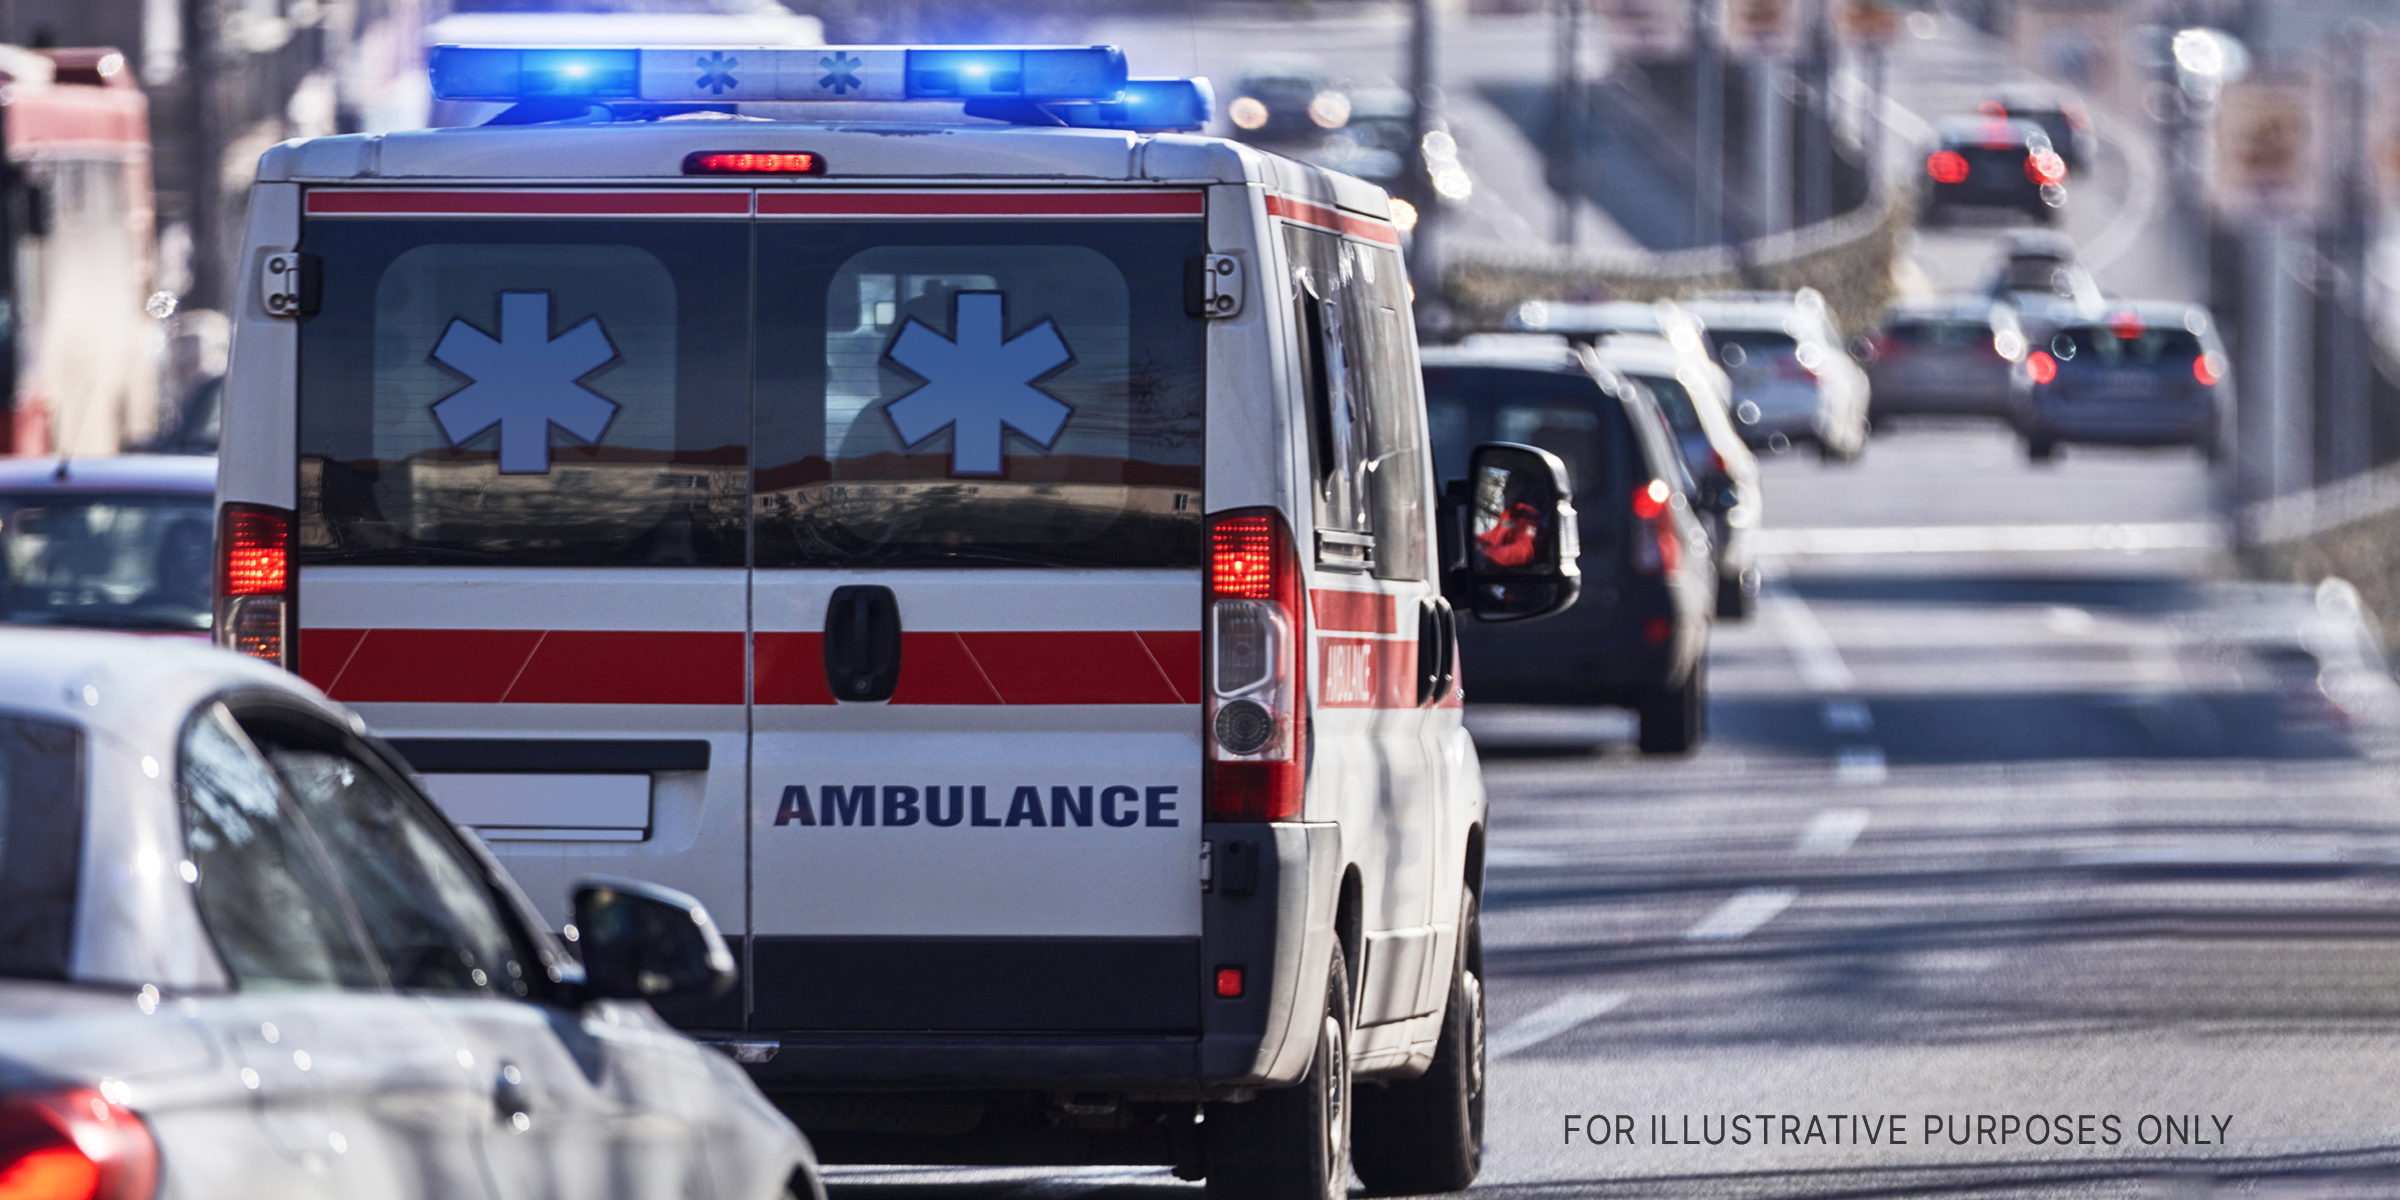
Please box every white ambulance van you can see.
[213,43,1580,1199]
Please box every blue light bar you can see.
[429,44,1127,105]
[1053,78,1214,133]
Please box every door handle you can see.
[824,585,903,702]
[493,1062,532,1130]
[1417,596,1456,706]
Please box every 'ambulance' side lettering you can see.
[774,785,815,826]
[1146,786,1180,827]
[774,783,1179,830]
[1005,786,1046,827]
[1102,786,1139,827]
[883,786,921,827]
[928,786,964,826]
[822,784,874,826]
[1051,786,1093,827]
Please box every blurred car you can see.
[1981,89,2093,172]
[1508,298,1708,344]
[1,455,215,633]
[1983,230,2104,310]
[1423,337,1715,753]
[1301,87,1474,211]
[0,628,825,1200]
[1923,117,2066,225]
[1226,55,1345,142]
[1682,289,1872,461]
[1591,332,1761,620]
[2009,303,2229,462]
[1861,297,2027,422]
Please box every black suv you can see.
[1924,117,2067,225]
[1421,339,1715,753]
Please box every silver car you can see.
[1683,290,1873,461]
[0,628,820,1200]
[1862,298,2026,422]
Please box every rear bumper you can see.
[722,821,1341,1095]
[2023,398,2216,446]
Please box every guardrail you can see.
[2240,461,2400,652]
[1442,187,1914,338]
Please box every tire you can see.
[1714,570,1753,620]
[1354,894,1485,1196]
[1207,942,1352,1200]
[2025,437,2058,463]
[1636,663,1704,755]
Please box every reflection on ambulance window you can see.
[296,222,750,567]
[754,223,1206,569]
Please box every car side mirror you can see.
[1706,483,1740,513]
[1440,441,1580,623]
[571,876,737,1003]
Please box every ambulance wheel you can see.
[1353,893,1484,1196]
[1205,942,1352,1200]
[1636,666,1703,756]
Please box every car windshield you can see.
[0,711,82,980]
[2050,325,2204,368]
[1634,373,1703,432]
[1714,330,1801,368]
[0,492,215,631]
[1422,364,1628,542]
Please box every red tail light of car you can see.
[1630,480,1681,576]
[1926,151,1969,184]
[2194,354,2223,386]
[2027,350,2059,385]
[2024,150,2067,185]
[1205,508,1308,821]
[0,1088,158,1200]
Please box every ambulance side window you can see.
[1285,227,1427,582]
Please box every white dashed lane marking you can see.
[1684,889,1799,941]
[1797,808,1871,855]
[1486,991,1631,1060]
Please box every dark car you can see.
[2010,303,2229,462]
[1982,230,2103,310]
[1862,297,2026,421]
[1924,117,2066,225]
[1226,54,1342,143]
[0,454,216,633]
[1981,90,2094,171]
[1422,339,1715,753]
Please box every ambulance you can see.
[212,43,1580,1199]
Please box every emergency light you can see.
[429,44,1129,105]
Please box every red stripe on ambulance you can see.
[1310,589,1399,633]
[306,628,1199,705]
[1316,636,1418,709]
[305,190,752,216]
[756,190,1204,217]
[1264,194,1400,245]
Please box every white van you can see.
[212,44,1580,1199]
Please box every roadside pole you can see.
[1692,0,1723,245]
[1408,0,1443,310]
[1753,58,1790,232]
[2321,29,2374,484]
[1557,0,1584,247]
[1799,0,1833,224]
[2213,76,2325,502]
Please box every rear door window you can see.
[1421,365,1627,545]
[298,220,751,566]
[2051,325,2204,369]
[754,220,1206,569]
[0,712,81,980]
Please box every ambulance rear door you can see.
[290,189,755,1028]
[746,189,1210,1038]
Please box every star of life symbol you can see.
[696,52,739,94]
[430,292,620,475]
[884,292,1073,476]
[819,52,863,95]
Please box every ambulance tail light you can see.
[1206,508,1307,822]
[216,503,294,670]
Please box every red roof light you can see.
[683,151,825,175]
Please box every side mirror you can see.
[571,876,737,1003]
[1441,442,1580,623]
